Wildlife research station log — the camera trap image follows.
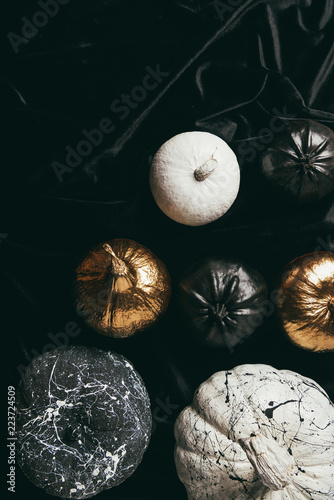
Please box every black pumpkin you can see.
[260,119,334,203]
[178,257,268,350]
[16,346,152,499]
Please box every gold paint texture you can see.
[277,251,334,352]
[74,239,171,338]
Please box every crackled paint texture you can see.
[174,364,334,499]
[16,346,152,499]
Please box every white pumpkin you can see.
[149,131,240,226]
[174,364,334,499]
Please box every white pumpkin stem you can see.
[239,434,295,490]
[103,243,128,276]
[194,155,218,181]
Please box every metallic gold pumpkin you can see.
[277,251,334,352]
[74,239,171,338]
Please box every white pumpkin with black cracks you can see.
[149,131,240,226]
[174,364,334,499]
[16,346,152,499]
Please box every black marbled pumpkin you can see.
[178,257,268,350]
[261,119,334,203]
[16,346,152,499]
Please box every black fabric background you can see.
[1,0,334,498]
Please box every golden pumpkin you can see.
[277,251,334,352]
[74,239,171,338]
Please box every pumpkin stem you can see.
[299,153,314,172]
[238,434,295,490]
[194,152,218,181]
[103,243,128,276]
[328,297,334,314]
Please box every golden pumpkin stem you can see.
[238,434,295,490]
[103,243,128,276]
[194,153,218,181]
[328,297,334,314]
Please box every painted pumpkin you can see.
[149,131,240,226]
[261,119,334,203]
[276,251,334,352]
[178,257,268,350]
[174,364,334,499]
[16,345,152,499]
[74,238,171,338]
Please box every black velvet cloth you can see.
[2,1,334,498]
